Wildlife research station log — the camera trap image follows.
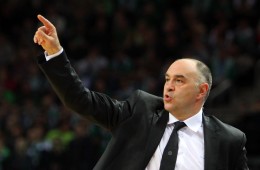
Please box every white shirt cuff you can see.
[44,48,64,61]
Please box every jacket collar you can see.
[203,114,221,170]
[142,109,169,168]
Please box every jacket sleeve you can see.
[235,133,249,170]
[37,51,135,131]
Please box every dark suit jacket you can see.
[37,52,249,170]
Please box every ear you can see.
[197,83,209,100]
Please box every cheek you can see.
[163,83,167,91]
[178,88,197,100]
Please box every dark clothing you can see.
[37,51,248,170]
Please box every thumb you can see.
[37,29,50,42]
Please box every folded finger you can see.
[33,35,38,43]
[36,29,49,41]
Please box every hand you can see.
[33,14,62,55]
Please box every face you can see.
[163,60,204,115]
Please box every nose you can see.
[165,81,175,92]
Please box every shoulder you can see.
[129,89,163,102]
[204,114,246,140]
[133,90,162,100]
[127,89,164,110]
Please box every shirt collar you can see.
[168,108,203,132]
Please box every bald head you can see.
[173,58,212,100]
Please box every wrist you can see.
[46,46,62,55]
[45,47,64,61]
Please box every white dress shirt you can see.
[44,48,63,61]
[146,109,204,170]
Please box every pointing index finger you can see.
[37,14,55,30]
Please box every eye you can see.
[165,78,170,82]
[175,79,183,85]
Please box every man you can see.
[34,15,249,170]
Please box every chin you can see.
[164,103,172,112]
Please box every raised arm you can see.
[33,14,62,55]
[33,15,134,130]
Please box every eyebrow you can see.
[165,73,186,79]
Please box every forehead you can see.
[166,60,198,77]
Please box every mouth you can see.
[164,94,173,102]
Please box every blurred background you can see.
[0,0,260,169]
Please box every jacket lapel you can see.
[142,112,221,169]
[142,109,169,169]
[203,115,220,170]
